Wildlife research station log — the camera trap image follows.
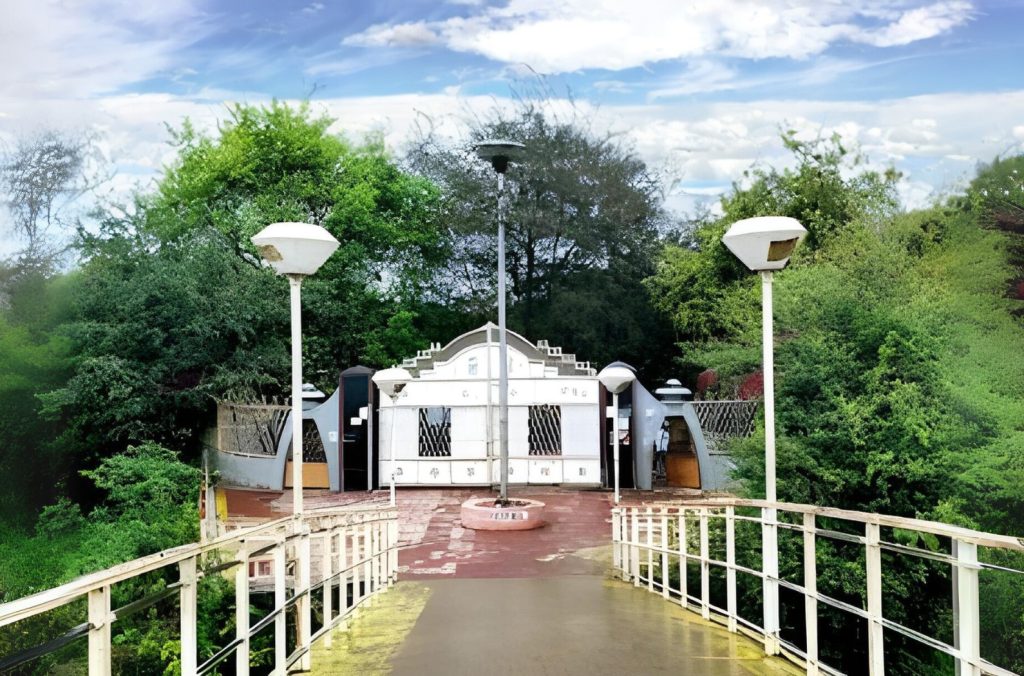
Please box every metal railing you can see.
[612,499,1024,676]
[0,504,398,675]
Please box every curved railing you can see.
[612,499,1024,676]
[0,504,398,675]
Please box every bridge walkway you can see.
[311,574,800,675]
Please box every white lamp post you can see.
[598,362,637,505]
[372,367,412,507]
[475,139,524,505]
[251,222,339,517]
[721,215,806,655]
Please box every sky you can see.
[2,0,1024,251]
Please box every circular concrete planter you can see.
[460,498,546,531]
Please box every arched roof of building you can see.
[399,323,596,377]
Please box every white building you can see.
[377,323,602,487]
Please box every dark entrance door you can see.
[338,366,377,491]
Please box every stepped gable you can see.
[399,322,596,377]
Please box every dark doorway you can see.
[339,366,377,491]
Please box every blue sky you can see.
[2,0,1024,246]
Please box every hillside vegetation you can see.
[0,103,1022,672]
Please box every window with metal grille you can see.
[418,407,451,457]
[528,405,561,455]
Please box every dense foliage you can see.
[408,101,677,377]
[1,101,1022,673]
[650,136,1024,673]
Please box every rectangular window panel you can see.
[418,407,452,457]
[529,405,562,456]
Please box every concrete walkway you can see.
[312,576,801,675]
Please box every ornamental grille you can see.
[418,407,452,457]
[298,420,327,463]
[528,405,562,456]
[217,402,289,456]
[690,400,760,453]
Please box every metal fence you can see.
[0,504,398,675]
[612,499,1024,676]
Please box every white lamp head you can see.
[251,222,340,277]
[598,361,637,395]
[372,367,413,400]
[721,216,806,271]
[475,139,525,174]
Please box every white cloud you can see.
[343,1,975,74]
[857,1,974,47]
[344,22,441,48]
[0,0,207,98]
[4,88,1022,228]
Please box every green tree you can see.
[148,101,449,372]
[408,100,677,376]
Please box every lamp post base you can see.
[460,498,545,531]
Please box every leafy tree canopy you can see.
[408,100,678,376]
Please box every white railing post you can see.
[340,524,350,619]
[612,508,621,571]
[378,520,385,589]
[646,507,654,592]
[620,509,630,581]
[179,556,198,676]
[955,540,981,676]
[87,585,111,676]
[631,509,640,586]
[273,539,286,675]
[726,507,737,633]
[298,525,312,671]
[763,505,780,655]
[679,510,688,609]
[866,522,884,675]
[389,513,399,583]
[661,507,670,600]
[352,522,362,605]
[700,508,710,620]
[362,519,373,602]
[323,530,334,649]
[235,546,250,675]
[803,513,819,676]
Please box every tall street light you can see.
[598,362,636,505]
[251,222,339,517]
[722,215,806,655]
[475,139,524,505]
[372,367,412,507]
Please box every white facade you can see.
[377,324,602,486]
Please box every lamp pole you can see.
[475,140,524,505]
[251,221,339,517]
[761,271,776,504]
[721,215,806,657]
[289,275,305,516]
[497,169,509,503]
[371,368,411,508]
[612,391,621,504]
[251,221,339,675]
[598,362,636,505]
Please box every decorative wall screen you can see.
[289,420,327,462]
[528,405,562,455]
[690,400,759,453]
[216,402,289,457]
[418,407,452,457]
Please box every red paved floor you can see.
[221,486,703,579]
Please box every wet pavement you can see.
[312,576,801,675]
[221,486,705,578]
[228,486,798,674]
